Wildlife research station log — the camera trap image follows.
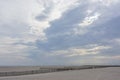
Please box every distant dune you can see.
[0,67,120,80]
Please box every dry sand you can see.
[0,67,120,80]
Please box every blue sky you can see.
[0,0,120,66]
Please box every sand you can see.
[0,67,120,80]
[0,66,40,72]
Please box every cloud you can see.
[67,55,120,65]
[0,0,120,65]
[99,0,119,6]
[72,0,120,35]
[0,0,120,40]
[30,0,80,40]
[0,0,43,42]
[74,12,101,35]
[0,37,36,65]
[90,0,119,6]
[79,13,101,27]
[48,44,110,57]
[0,0,80,41]
[95,55,120,60]
[110,38,120,45]
[92,55,120,64]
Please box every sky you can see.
[0,0,120,66]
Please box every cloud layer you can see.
[0,0,120,65]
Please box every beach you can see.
[0,67,119,80]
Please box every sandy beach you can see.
[0,67,119,80]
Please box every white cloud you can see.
[0,0,120,65]
[49,44,111,57]
[0,0,43,24]
[99,0,119,7]
[0,37,37,55]
[65,55,120,65]
[0,56,34,65]
[73,0,120,35]
[88,0,120,21]
[0,0,120,40]
[79,13,101,27]
[95,55,120,60]
[0,0,80,41]
[30,0,80,40]
[107,38,120,46]
[74,12,101,35]
[90,0,119,6]
[0,0,45,42]
[112,38,120,44]
[0,0,80,65]
[0,37,37,65]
